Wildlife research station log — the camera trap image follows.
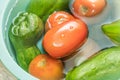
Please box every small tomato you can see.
[29,54,64,80]
[45,11,74,32]
[43,18,88,58]
[71,0,106,17]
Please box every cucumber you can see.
[66,46,120,80]
[102,20,120,45]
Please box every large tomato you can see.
[71,0,106,17]
[29,54,64,80]
[43,12,88,58]
[45,11,74,32]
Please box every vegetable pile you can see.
[8,0,120,80]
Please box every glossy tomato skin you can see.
[45,11,74,32]
[29,54,64,80]
[43,19,88,58]
[71,0,106,17]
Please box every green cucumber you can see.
[102,20,120,45]
[66,46,120,80]
[9,12,44,71]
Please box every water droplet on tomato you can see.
[61,34,65,38]
[70,26,74,29]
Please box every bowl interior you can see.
[1,0,120,80]
[1,0,38,80]
[3,0,30,61]
[4,0,45,62]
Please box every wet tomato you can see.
[43,11,88,58]
[45,11,74,32]
[71,0,106,17]
[29,54,64,80]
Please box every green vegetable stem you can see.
[9,12,44,71]
[102,20,120,45]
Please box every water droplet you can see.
[61,33,65,38]
[70,26,73,29]
[58,18,65,24]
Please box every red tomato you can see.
[29,54,64,80]
[43,18,88,58]
[71,0,106,17]
[45,11,74,32]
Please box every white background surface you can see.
[0,61,17,80]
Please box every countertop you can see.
[0,60,17,80]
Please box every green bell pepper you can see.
[9,12,44,71]
[26,0,70,22]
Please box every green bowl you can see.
[0,0,120,80]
